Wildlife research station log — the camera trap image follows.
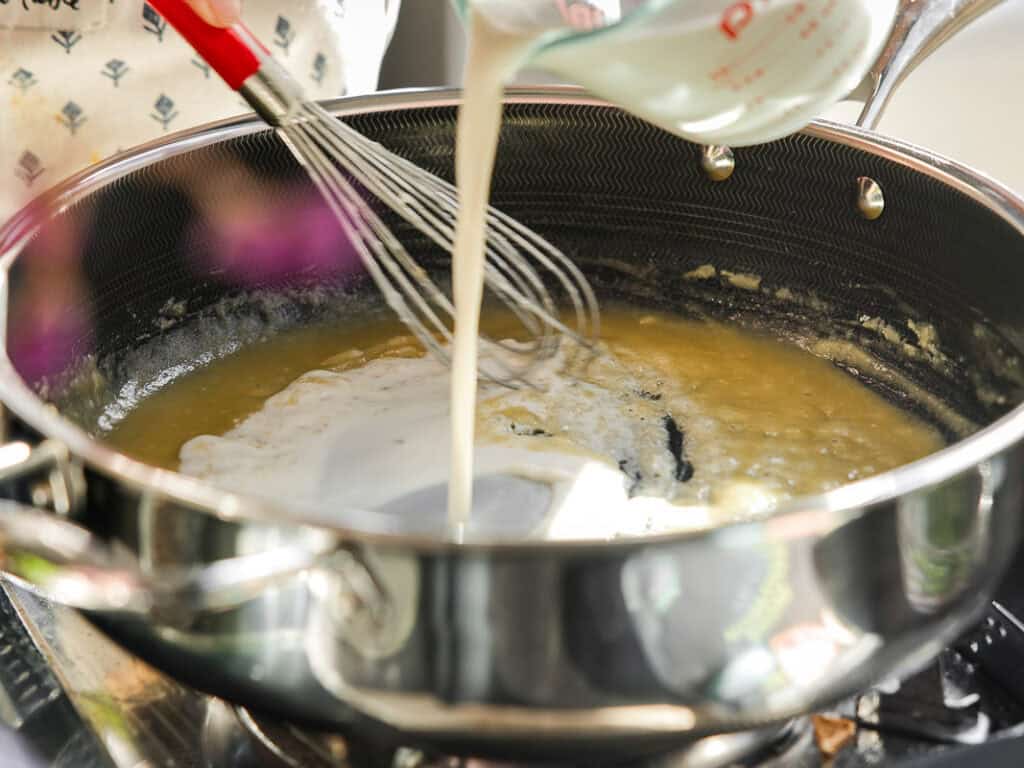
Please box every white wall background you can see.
[823,1,1024,194]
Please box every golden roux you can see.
[106,306,943,514]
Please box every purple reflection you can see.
[8,216,94,386]
[194,188,364,287]
[9,303,92,386]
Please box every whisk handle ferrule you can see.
[147,0,268,90]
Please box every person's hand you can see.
[185,0,241,27]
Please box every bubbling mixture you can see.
[105,307,944,541]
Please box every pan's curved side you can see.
[0,90,1021,755]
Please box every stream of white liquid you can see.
[445,1,899,537]
[447,15,534,538]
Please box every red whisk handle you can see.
[147,0,269,90]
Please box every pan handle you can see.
[0,440,343,621]
[0,494,340,620]
[851,0,1005,130]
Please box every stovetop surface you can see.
[4,567,1024,768]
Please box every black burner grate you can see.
[2,579,1024,768]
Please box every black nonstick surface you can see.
[12,102,1023,442]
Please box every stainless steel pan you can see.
[0,85,1023,759]
[1,1,1023,748]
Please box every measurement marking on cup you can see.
[712,0,834,90]
[720,2,755,40]
[721,0,796,40]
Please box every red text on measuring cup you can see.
[720,1,755,39]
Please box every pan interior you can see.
[8,102,1024,535]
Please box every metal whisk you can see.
[149,1,599,386]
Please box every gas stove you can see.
[3,552,1024,768]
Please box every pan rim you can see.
[1,84,1023,551]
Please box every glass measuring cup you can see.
[451,0,900,146]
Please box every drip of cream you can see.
[448,13,535,538]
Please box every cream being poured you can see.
[447,13,535,537]
[444,1,896,537]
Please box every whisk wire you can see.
[299,105,558,363]
[317,104,598,343]
[281,100,600,386]
[280,124,454,364]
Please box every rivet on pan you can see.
[29,482,52,509]
[392,748,427,768]
[856,176,885,220]
[701,145,735,182]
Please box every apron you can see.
[0,0,401,220]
